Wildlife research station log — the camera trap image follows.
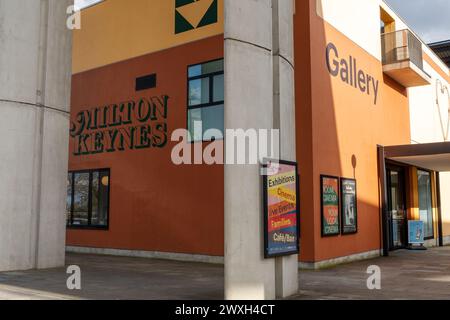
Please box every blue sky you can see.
[74,0,102,10]
[384,0,449,43]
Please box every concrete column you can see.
[224,0,297,299]
[273,0,298,299]
[0,0,73,271]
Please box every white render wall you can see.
[408,56,450,240]
[408,64,449,145]
[316,0,384,60]
[0,0,72,271]
[316,0,415,61]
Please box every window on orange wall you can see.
[66,169,110,229]
[417,170,434,239]
[187,59,224,142]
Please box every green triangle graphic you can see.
[197,0,218,28]
[175,0,195,9]
[175,10,195,34]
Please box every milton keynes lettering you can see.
[326,42,380,105]
[70,95,169,156]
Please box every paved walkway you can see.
[295,246,450,300]
[296,247,450,300]
[0,247,449,300]
[0,254,223,300]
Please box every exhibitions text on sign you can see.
[263,160,300,258]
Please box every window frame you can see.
[417,169,435,240]
[186,58,224,142]
[67,168,111,230]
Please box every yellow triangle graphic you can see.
[176,0,214,28]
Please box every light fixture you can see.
[101,176,109,186]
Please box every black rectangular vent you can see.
[136,73,157,91]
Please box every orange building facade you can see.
[67,0,225,259]
[67,0,450,267]
[295,0,411,266]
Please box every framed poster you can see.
[262,159,300,258]
[340,178,358,235]
[408,220,425,245]
[321,175,340,237]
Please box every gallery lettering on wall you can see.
[326,42,380,105]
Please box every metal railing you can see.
[381,29,424,70]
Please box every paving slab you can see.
[0,247,449,300]
[0,253,224,300]
[294,246,450,300]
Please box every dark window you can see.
[136,73,157,91]
[66,169,110,229]
[187,59,224,142]
[380,20,385,34]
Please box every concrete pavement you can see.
[0,247,449,300]
[0,253,223,300]
[295,246,450,300]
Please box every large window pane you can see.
[91,171,99,225]
[188,64,202,78]
[72,172,89,226]
[189,60,224,78]
[91,171,109,227]
[418,170,434,238]
[189,78,210,106]
[187,59,224,142]
[213,74,224,102]
[201,59,224,75]
[99,171,110,225]
[188,108,203,142]
[188,105,224,142]
[201,104,224,140]
[66,173,73,225]
[67,169,110,229]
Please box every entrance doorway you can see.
[387,165,407,250]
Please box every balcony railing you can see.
[381,29,430,87]
[381,29,423,69]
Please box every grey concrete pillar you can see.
[273,0,298,299]
[224,0,297,299]
[0,0,73,271]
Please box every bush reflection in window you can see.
[66,169,110,229]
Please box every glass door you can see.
[387,166,407,250]
[417,170,434,239]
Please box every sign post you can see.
[262,160,300,258]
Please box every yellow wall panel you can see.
[73,0,224,74]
